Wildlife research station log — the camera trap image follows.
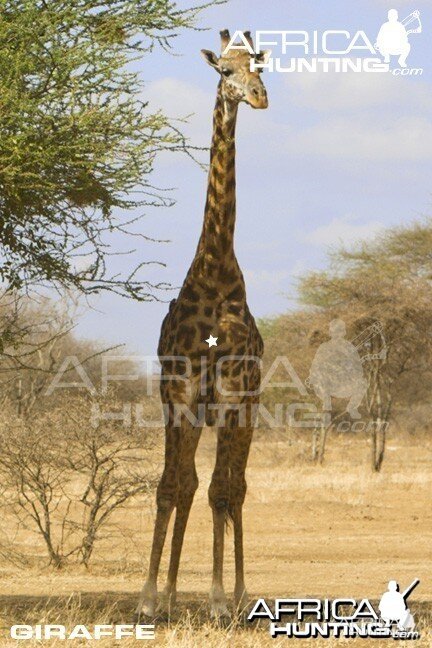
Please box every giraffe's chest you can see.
[193,297,250,335]
[159,294,254,356]
[214,308,251,348]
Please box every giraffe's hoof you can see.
[134,601,156,620]
[135,583,157,619]
[234,588,249,614]
[210,600,230,622]
[211,610,232,628]
[159,586,177,613]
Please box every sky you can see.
[76,0,432,357]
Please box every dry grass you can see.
[0,429,431,646]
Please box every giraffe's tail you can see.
[205,407,218,427]
[225,488,236,530]
[225,508,234,531]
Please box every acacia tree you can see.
[259,220,432,469]
[298,220,432,471]
[258,311,325,459]
[0,0,219,299]
[260,309,358,465]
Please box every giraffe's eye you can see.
[221,68,232,77]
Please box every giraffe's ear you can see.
[201,49,220,70]
[255,50,272,67]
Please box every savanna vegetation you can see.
[0,1,430,644]
[0,0,220,299]
[1,219,431,571]
[0,0,226,575]
[260,220,432,470]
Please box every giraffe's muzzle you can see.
[246,84,268,109]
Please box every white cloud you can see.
[145,78,211,115]
[145,78,213,146]
[244,268,291,290]
[145,74,432,166]
[288,115,432,161]
[242,240,279,253]
[144,77,278,154]
[287,70,432,113]
[304,214,385,247]
[275,65,432,163]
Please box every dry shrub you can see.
[0,393,159,568]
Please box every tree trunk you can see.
[371,419,387,472]
[312,427,319,462]
[370,421,377,471]
[368,366,389,472]
[318,422,328,465]
[312,422,328,464]
[44,536,63,569]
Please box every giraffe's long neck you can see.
[197,83,238,270]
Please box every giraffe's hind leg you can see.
[229,425,254,612]
[208,416,235,619]
[161,420,203,612]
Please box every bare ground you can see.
[0,429,431,646]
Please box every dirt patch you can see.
[0,431,431,646]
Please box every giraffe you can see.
[136,29,270,619]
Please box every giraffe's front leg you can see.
[230,426,253,613]
[208,426,232,619]
[209,503,230,619]
[232,503,248,612]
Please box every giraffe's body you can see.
[137,30,269,619]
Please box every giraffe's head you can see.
[201,30,269,109]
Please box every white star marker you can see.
[205,334,218,348]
